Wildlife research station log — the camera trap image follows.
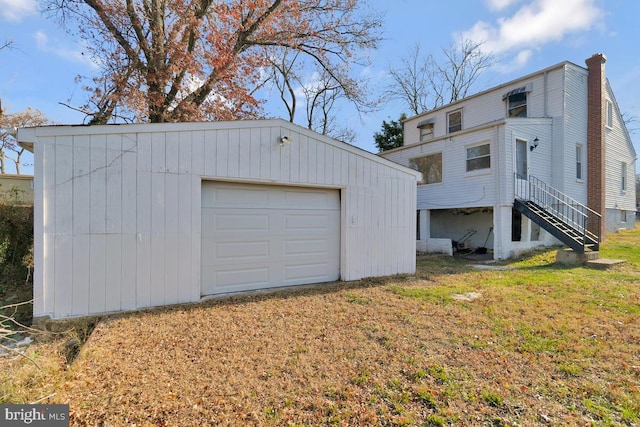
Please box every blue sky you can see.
[1,0,639,174]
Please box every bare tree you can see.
[0,40,13,52]
[621,111,638,135]
[0,40,14,125]
[386,38,495,115]
[42,0,382,124]
[264,49,304,123]
[0,108,49,174]
[264,47,377,142]
[384,43,431,116]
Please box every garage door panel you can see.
[201,210,272,235]
[284,213,334,231]
[285,238,332,256]
[201,182,339,296]
[214,212,270,232]
[201,240,271,264]
[215,241,270,260]
[203,265,270,290]
[284,263,334,283]
[202,184,270,208]
[283,189,339,209]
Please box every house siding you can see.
[0,175,34,203]
[559,65,589,202]
[382,55,636,260]
[603,83,637,231]
[23,120,419,319]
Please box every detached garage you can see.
[18,119,420,320]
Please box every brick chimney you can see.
[585,53,606,239]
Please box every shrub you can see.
[0,187,34,327]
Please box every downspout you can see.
[493,123,504,259]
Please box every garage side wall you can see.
[31,122,417,319]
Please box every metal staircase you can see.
[514,175,601,253]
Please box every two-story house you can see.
[381,53,637,260]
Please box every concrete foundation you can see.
[556,249,600,265]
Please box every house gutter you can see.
[382,118,508,155]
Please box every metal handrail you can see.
[514,174,601,247]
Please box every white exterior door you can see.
[201,182,340,295]
[515,138,529,199]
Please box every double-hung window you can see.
[466,143,491,172]
[447,109,462,134]
[621,162,627,192]
[507,92,527,117]
[576,145,584,180]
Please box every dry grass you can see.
[2,226,640,426]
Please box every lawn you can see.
[2,225,639,426]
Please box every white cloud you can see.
[0,0,36,22]
[486,0,522,12]
[34,30,47,50]
[493,49,534,73]
[465,0,602,67]
[33,30,98,69]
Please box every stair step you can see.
[516,198,599,253]
[586,258,626,269]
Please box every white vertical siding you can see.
[71,135,91,316]
[559,64,588,200]
[604,83,637,222]
[24,120,419,319]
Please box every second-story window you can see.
[447,109,462,133]
[576,145,584,180]
[419,123,434,142]
[606,100,614,128]
[508,92,527,117]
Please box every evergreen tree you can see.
[374,113,406,152]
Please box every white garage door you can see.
[201,182,340,295]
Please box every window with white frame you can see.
[447,109,462,133]
[621,161,627,192]
[466,143,491,172]
[410,153,442,184]
[606,100,613,128]
[576,145,584,180]
[507,92,527,117]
